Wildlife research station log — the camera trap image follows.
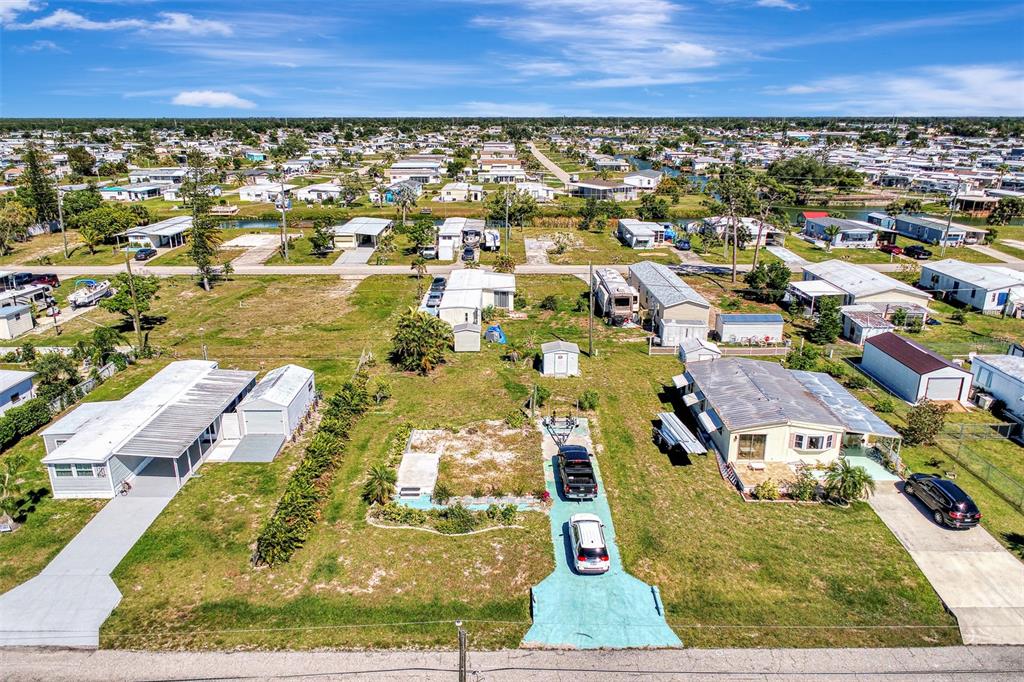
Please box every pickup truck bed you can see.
[557,446,598,500]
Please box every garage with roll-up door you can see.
[242,409,284,435]
[862,332,971,405]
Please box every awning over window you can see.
[697,410,722,433]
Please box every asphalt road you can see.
[2,646,1022,681]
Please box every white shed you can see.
[452,323,481,353]
[862,333,971,404]
[714,313,784,344]
[678,337,721,363]
[237,364,316,436]
[0,304,34,340]
[541,341,580,377]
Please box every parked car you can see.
[904,245,933,260]
[425,291,443,308]
[0,272,36,290]
[879,243,903,256]
[569,513,610,574]
[674,238,691,251]
[429,276,446,292]
[557,445,598,500]
[461,246,476,262]
[134,248,158,261]
[27,273,59,288]
[420,246,437,260]
[904,473,981,529]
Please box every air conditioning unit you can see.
[976,393,995,410]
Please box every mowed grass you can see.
[10,274,953,649]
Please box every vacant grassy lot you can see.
[432,421,544,498]
[0,274,942,649]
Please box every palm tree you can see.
[0,454,29,530]
[393,185,417,227]
[823,224,841,252]
[823,458,875,504]
[361,463,397,505]
[996,163,1011,189]
[411,256,428,296]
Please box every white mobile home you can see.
[803,217,890,249]
[541,341,580,377]
[862,332,971,405]
[332,217,393,249]
[438,270,515,327]
[628,261,711,345]
[624,170,662,191]
[123,215,191,249]
[617,219,666,249]
[715,313,784,344]
[0,369,35,416]
[238,183,296,203]
[919,259,1024,314]
[40,361,257,499]
[971,354,1024,421]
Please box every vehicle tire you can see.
[933,510,945,526]
[904,483,914,496]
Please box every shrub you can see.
[539,294,560,311]
[0,397,51,449]
[843,372,869,389]
[505,409,526,429]
[432,481,454,504]
[534,385,551,408]
[902,399,951,446]
[376,502,427,526]
[950,309,967,324]
[789,470,819,501]
[578,389,599,411]
[361,463,397,505]
[18,343,35,362]
[905,317,923,334]
[874,397,896,413]
[370,378,392,405]
[752,478,780,501]
[497,504,518,525]
[820,360,846,378]
[480,305,497,324]
[573,296,589,313]
[434,503,477,534]
[786,345,820,371]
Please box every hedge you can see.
[252,374,370,567]
[0,398,52,450]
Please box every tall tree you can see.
[61,186,103,219]
[182,151,223,291]
[99,272,160,345]
[0,454,30,530]
[0,201,34,255]
[67,146,96,176]
[390,307,453,374]
[16,145,58,223]
[705,164,757,283]
[808,295,842,344]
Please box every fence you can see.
[47,361,122,413]
[934,439,1024,511]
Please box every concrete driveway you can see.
[0,460,177,647]
[869,482,1024,645]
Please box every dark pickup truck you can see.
[557,445,598,500]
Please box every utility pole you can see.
[455,620,467,682]
[120,237,145,351]
[940,179,962,258]
[588,261,594,357]
[504,189,511,254]
[278,179,289,262]
[56,187,69,259]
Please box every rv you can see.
[482,229,501,252]
[592,268,639,325]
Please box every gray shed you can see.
[453,323,481,352]
[541,341,580,377]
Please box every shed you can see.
[0,369,35,416]
[0,304,34,340]
[452,323,481,353]
[678,337,721,363]
[862,333,971,404]
[237,364,316,437]
[541,341,580,377]
[714,313,784,343]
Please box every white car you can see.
[569,513,610,574]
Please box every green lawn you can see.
[0,273,954,649]
[263,237,335,265]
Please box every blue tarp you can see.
[485,325,507,344]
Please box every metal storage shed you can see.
[715,313,784,343]
[452,323,481,352]
[862,333,971,405]
[237,364,316,437]
[541,340,580,377]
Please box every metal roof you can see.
[629,261,710,310]
[718,313,784,324]
[240,364,312,409]
[686,358,838,431]
[922,259,1024,291]
[790,370,900,438]
[334,217,393,237]
[541,340,579,354]
[864,332,964,375]
[802,260,926,300]
[113,369,256,459]
[125,215,192,237]
[0,369,34,392]
[972,354,1024,380]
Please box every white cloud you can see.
[755,0,804,10]
[0,0,40,24]
[19,38,67,53]
[763,64,1024,115]
[11,9,232,35]
[171,90,256,109]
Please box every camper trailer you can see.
[482,229,501,252]
[592,268,639,325]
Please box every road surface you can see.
[528,141,572,185]
[1,646,1022,681]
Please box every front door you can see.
[555,353,568,375]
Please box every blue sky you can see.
[1,0,1022,117]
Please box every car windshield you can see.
[580,546,606,559]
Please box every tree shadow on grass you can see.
[1002,532,1024,560]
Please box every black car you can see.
[429,276,446,292]
[134,248,158,261]
[904,245,933,260]
[461,246,476,262]
[904,473,981,529]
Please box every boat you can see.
[68,279,114,309]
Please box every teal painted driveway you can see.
[523,420,682,649]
